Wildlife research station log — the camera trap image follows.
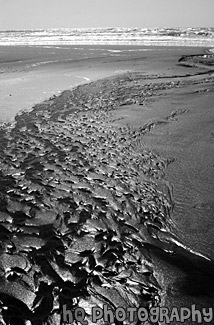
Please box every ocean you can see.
[0,27,214,47]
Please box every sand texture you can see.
[0,46,214,324]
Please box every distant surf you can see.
[0,27,214,46]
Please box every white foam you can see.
[108,50,122,53]
[75,75,90,82]
[0,28,213,47]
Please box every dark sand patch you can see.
[1,72,175,324]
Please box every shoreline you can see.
[0,46,214,324]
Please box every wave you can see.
[0,27,214,46]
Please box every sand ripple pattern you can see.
[0,73,176,325]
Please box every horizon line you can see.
[0,26,214,32]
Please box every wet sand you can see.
[0,45,214,324]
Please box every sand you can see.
[0,45,206,122]
[0,45,214,324]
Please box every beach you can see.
[0,45,214,324]
[0,45,208,122]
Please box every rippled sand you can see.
[0,46,214,324]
